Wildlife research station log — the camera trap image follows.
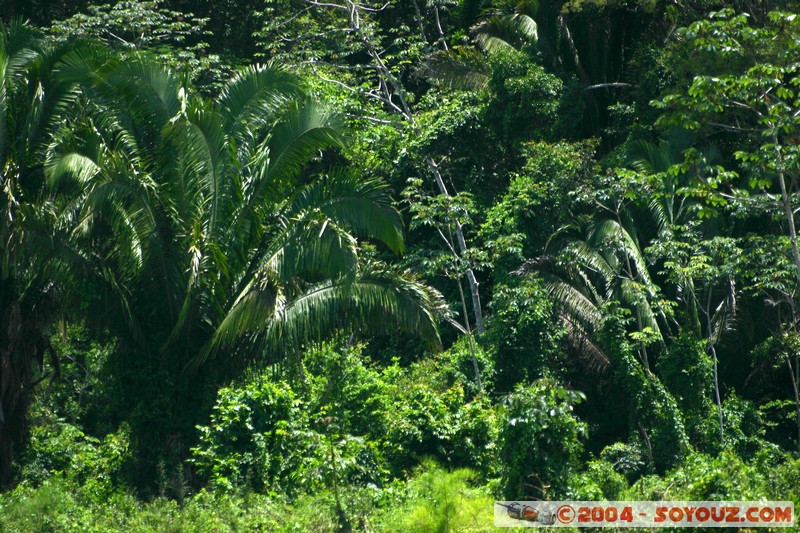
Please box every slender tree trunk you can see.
[426,156,484,332]
[774,135,800,285]
[637,422,655,473]
[410,0,428,44]
[787,354,800,453]
[307,0,485,332]
[773,135,800,451]
[779,171,800,285]
[433,5,448,51]
[456,278,482,392]
[705,290,724,444]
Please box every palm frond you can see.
[417,47,490,90]
[262,265,443,354]
[167,104,230,239]
[286,169,405,254]
[0,19,40,165]
[219,63,302,139]
[202,264,444,368]
[545,278,603,331]
[472,12,537,53]
[255,99,345,193]
[264,216,360,282]
[561,313,611,372]
[627,139,671,174]
[45,152,101,189]
[589,218,655,287]
[59,51,180,158]
[1,18,39,79]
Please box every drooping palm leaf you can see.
[49,52,443,381]
[207,263,443,362]
[250,99,344,199]
[417,47,490,90]
[219,63,302,141]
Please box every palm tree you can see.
[518,214,692,471]
[418,0,538,91]
[0,21,89,488]
[47,52,444,480]
[471,0,538,53]
[629,138,733,442]
[519,213,667,372]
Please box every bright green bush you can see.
[0,479,286,532]
[373,460,495,533]
[302,342,500,479]
[410,338,495,400]
[380,362,500,479]
[192,341,503,496]
[499,378,587,499]
[484,277,566,391]
[599,441,646,480]
[21,419,131,501]
[626,451,769,501]
[192,379,308,492]
[567,459,628,500]
[191,377,378,496]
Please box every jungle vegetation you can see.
[2,1,800,531]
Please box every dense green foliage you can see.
[4,0,800,531]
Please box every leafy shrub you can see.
[374,346,502,479]
[192,379,306,492]
[45,325,114,429]
[401,338,494,400]
[479,141,598,271]
[486,48,562,143]
[599,441,646,479]
[499,378,587,499]
[302,341,499,478]
[627,451,769,501]
[192,372,382,496]
[300,342,500,479]
[302,342,395,439]
[484,277,565,391]
[381,369,500,479]
[601,310,691,473]
[567,459,629,500]
[373,460,495,533]
[22,419,131,501]
[657,331,713,437]
[0,479,285,532]
[694,394,773,459]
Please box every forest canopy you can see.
[2,1,800,531]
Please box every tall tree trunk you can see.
[774,134,800,285]
[456,278,482,392]
[306,0,485,332]
[786,355,800,453]
[773,136,800,452]
[0,296,45,489]
[705,290,724,444]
